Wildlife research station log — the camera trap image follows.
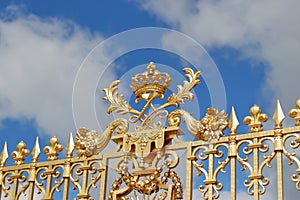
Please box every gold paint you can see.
[31,137,40,163]
[11,141,29,165]
[289,98,300,126]
[229,107,238,200]
[130,62,172,102]
[75,118,128,158]
[168,108,228,140]
[244,104,268,132]
[0,142,8,167]
[65,133,74,158]
[273,100,285,129]
[229,106,239,134]
[1,63,300,200]
[44,136,63,161]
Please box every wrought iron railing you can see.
[1,62,300,200]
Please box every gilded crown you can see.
[130,62,171,100]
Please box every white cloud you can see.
[128,2,300,196]
[135,0,300,116]
[0,7,112,141]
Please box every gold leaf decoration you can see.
[167,68,201,107]
[103,80,134,115]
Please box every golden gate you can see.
[0,62,300,199]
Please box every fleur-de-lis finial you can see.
[244,104,268,133]
[11,141,29,165]
[0,142,8,167]
[44,136,63,161]
[289,99,300,126]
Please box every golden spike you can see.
[289,99,300,126]
[0,141,8,167]
[11,141,30,165]
[244,104,268,132]
[229,106,239,135]
[66,133,74,158]
[31,137,40,162]
[44,136,63,161]
[273,100,285,129]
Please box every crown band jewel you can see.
[130,62,171,100]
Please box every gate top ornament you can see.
[76,62,228,158]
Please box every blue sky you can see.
[0,0,299,199]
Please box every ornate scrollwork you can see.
[4,62,300,200]
[102,62,203,130]
[235,136,276,197]
[168,108,228,140]
[75,118,128,157]
[109,152,183,200]
[282,133,300,190]
[191,143,230,200]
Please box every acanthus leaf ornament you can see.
[166,67,201,107]
[3,60,300,199]
[76,62,227,199]
[103,80,137,115]
[102,63,227,153]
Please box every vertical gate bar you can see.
[0,171,3,199]
[276,151,283,200]
[274,129,284,200]
[273,100,285,200]
[229,107,238,200]
[230,157,236,200]
[253,138,259,200]
[99,157,108,200]
[186,143,193,199]
[42,165,53,200]
[63,133,74,200]
[77,160,89,200]
[207,144,214,200]
[28,180,35,200]
[11,169,19,200]
[62,177,70,200]
[29,137,40,200]
[28,166,37,200]
[62,162,71,200]
[0,142,8,200]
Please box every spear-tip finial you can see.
[31,137,41,162]
[229,106,239,134]
[0,141,8,166]
[66,133,74,158]
[272,100,285,129]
